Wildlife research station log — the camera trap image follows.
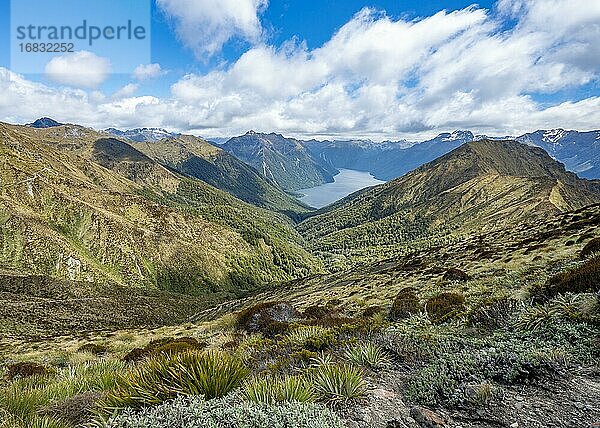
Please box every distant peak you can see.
[28,117,63,128]
[436,130,474,142]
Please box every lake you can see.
[296,168,386,208]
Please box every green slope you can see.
[129,135,311,218]
[0,123,322,299]
[298,140,600,267]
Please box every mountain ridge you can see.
[298,139,600,267]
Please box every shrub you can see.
[537,256,600,300]
[5,362,49,380]
[344,342,390,370]
[443,268,470,282]
[390,287,421,320]
[516,294,599,331]
[101,350,249,413]
[362,305,385,317]
[303,305,335,319]
[467,298,520,329]
[243,375,315,403]
[236,302,298,337]
[310,364,367,403]
[580,237,600,259]
[39,391,104,426]
[77,344,108,355]
[425,292,465,323]
[285,326,335,351]
[104,395,344,428]
[122,337,204,362]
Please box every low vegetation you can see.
[104,395,344,428]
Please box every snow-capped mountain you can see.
[516,129,600,179]
[105,127,179,142]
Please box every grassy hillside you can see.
[299,140,600,268]
[0,123,322,300]
[129,136,311,217]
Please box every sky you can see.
[0,0,599,141]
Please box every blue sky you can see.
[3,0,496,91]
[0,0,599,140]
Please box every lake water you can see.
[296,168,386,208]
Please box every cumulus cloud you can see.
[3,0,600,139]
[112,83,140,99]
[44,51,111,88]
[133,63,166,81]
[157,0,267,58]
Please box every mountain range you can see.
[222,131,339,191]
[298,139,600,266]
[0,121,320,305]
[217,129,600,192]
[105,127,180,142]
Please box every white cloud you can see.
[44,51,111,88]
[157,0,267,58]
[112,83,140,99]
[133,63,166,81]
[3,0,600,140]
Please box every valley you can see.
[0,119,599,428]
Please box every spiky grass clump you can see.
[310,364,367,403]
[515,293,599,331]
[243,375,315,403]
[285,326,335,350]
[101,350,249,414]
[344,342,390,370]
[0,360,125,428]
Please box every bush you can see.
[285,326,336,351]
[515,294,599,331]
[0,360,123,428]
[390,287,421,320]
[5,362,50,380]
[236,302,298,337]
[580,237,600,259]
[303,305,336,319]
[362,305,385,317]
[425,292,465,323]
[39,391,104,426]
[467,298,520,329]
[101,350,249,413]
[443,268,470,282]
[310,364,367,403]
[104,395,344,428]
[537,256,600,300]
[78,343,108,355]
[344,342,390,370]
[122,337,204,362]
[243,375,315,403]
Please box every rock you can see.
[386,421,409,428]
[373,388,398,399]
[510,423,519,428]
[409,406,447,428]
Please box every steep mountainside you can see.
[517,129,600,179]
[129,135,310,216]
[304,131,476,181]
[299,140,600,266]
[0,122,321,300]
[222,131,338,191]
